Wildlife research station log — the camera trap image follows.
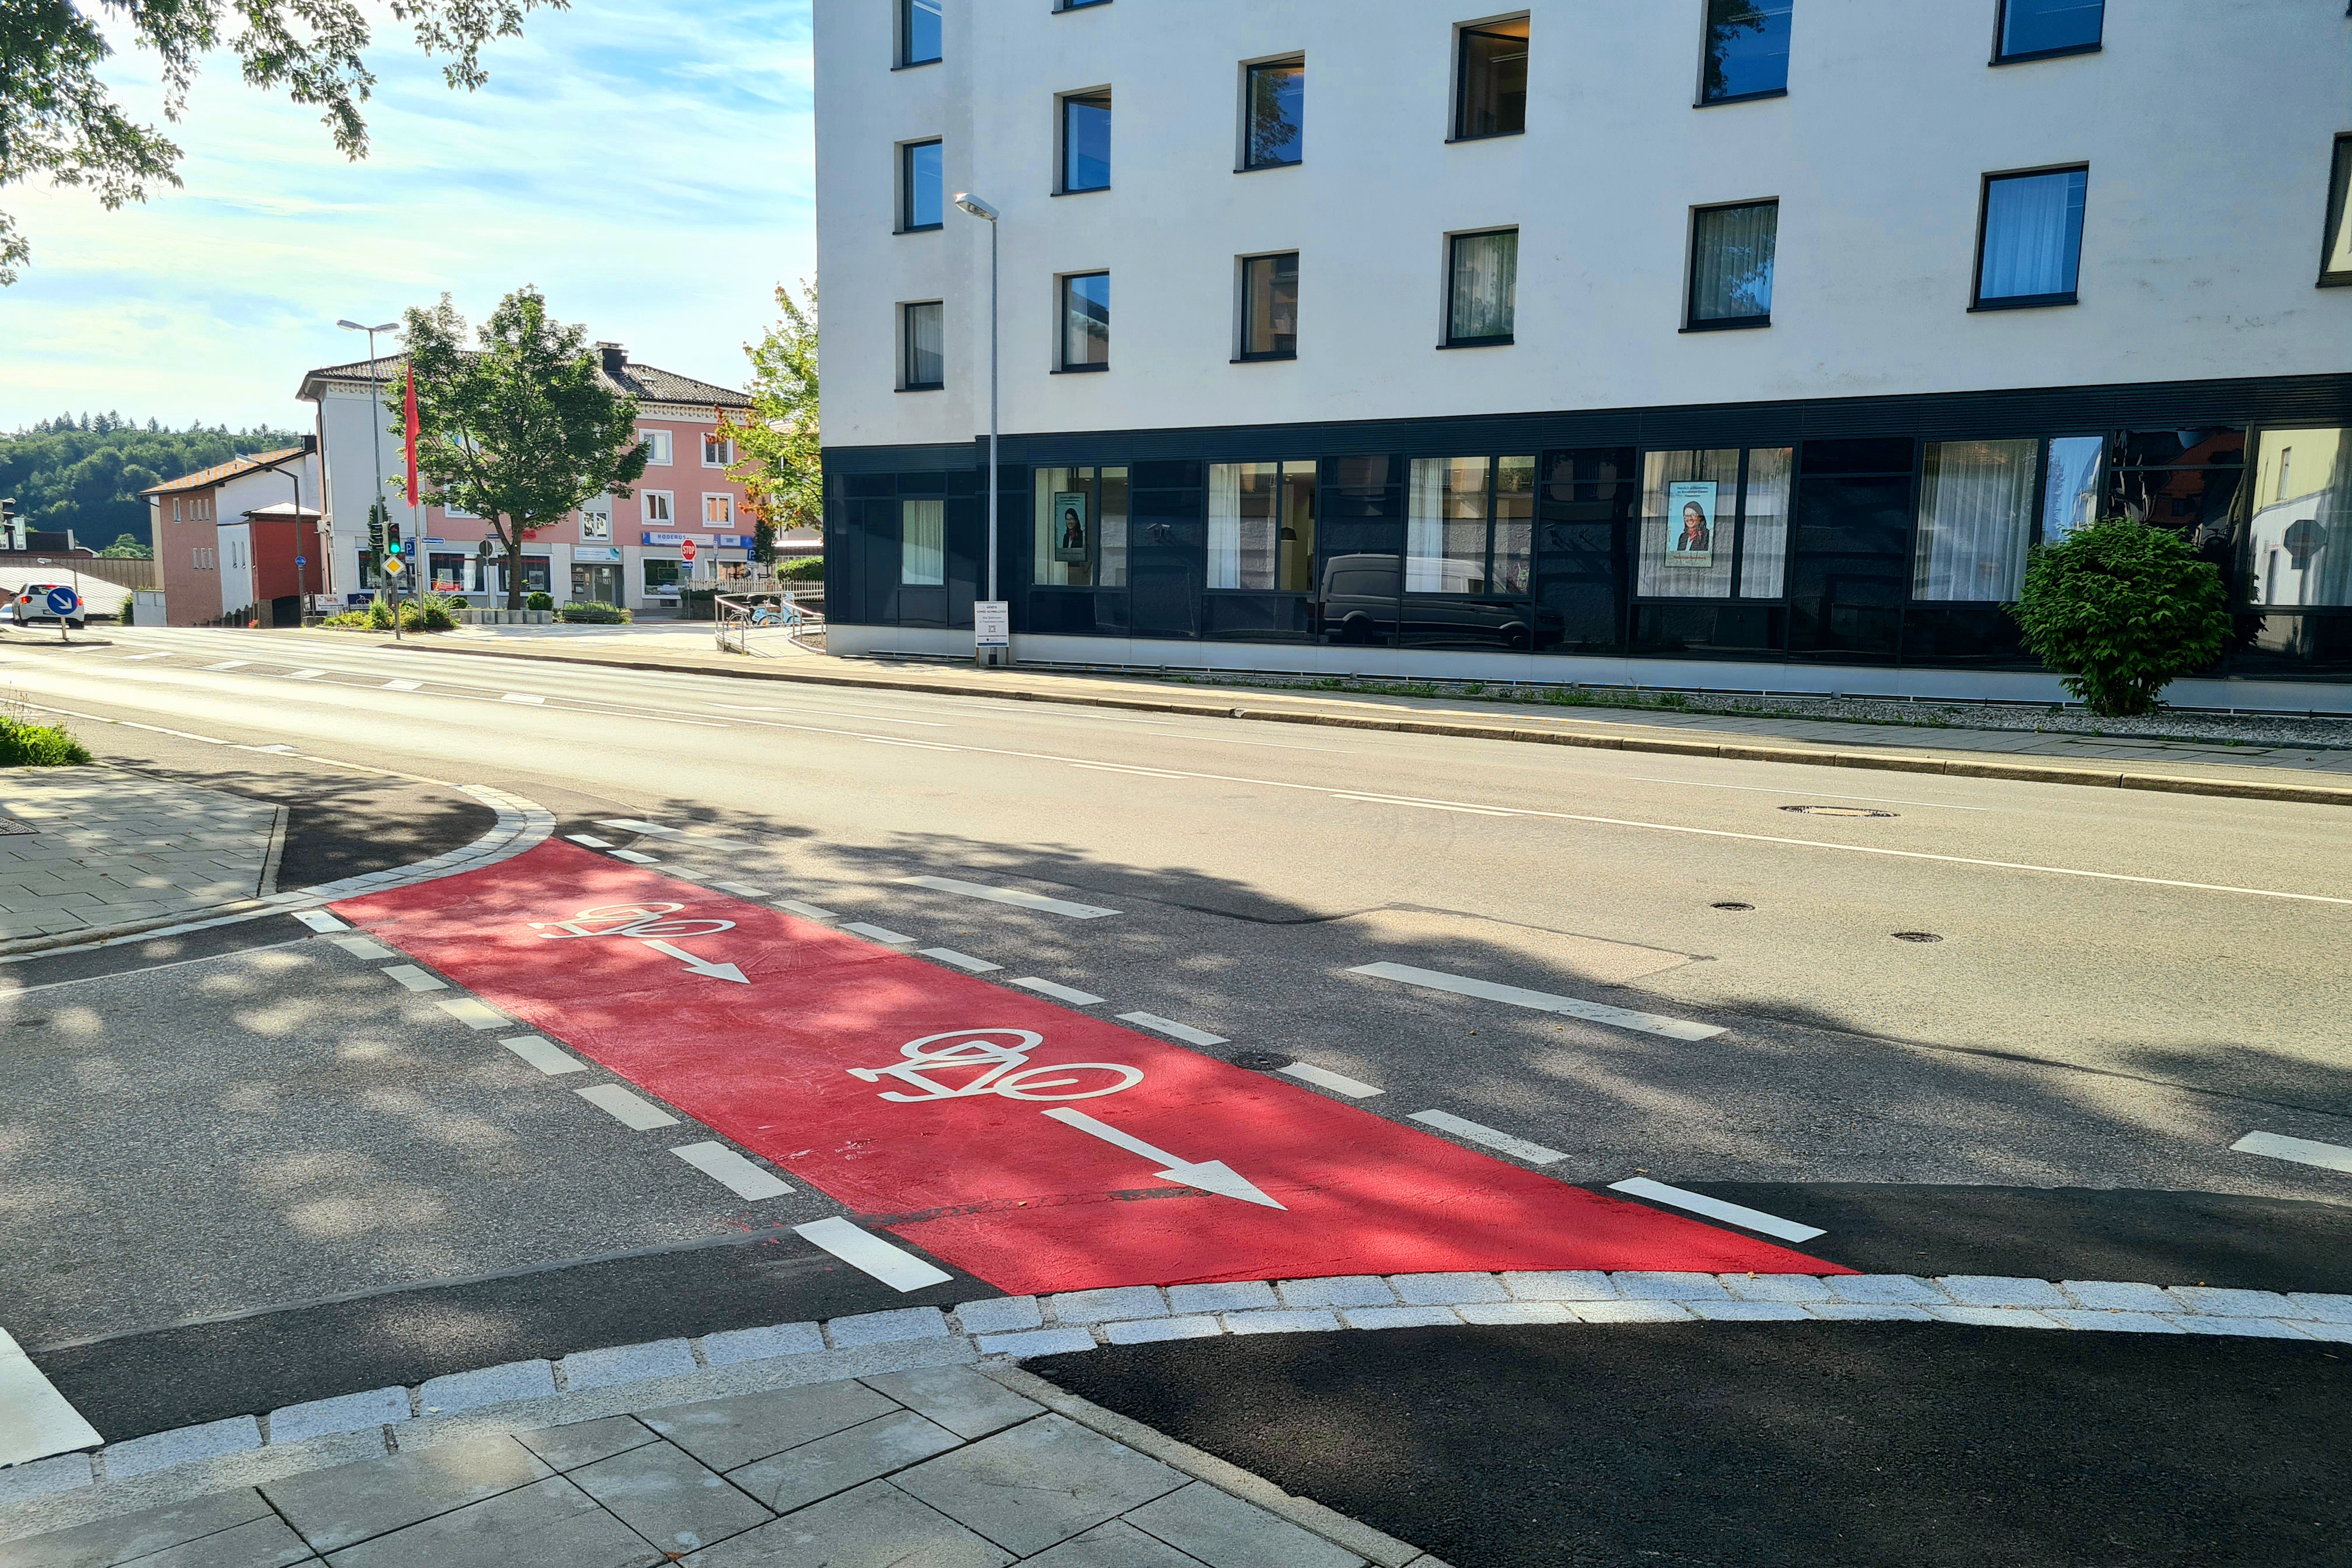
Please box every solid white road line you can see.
[900,875,1119,919]
[673,1141,793,1200]
[1116,1012,1228,1047]
[922,947,1005,973]
[1012,977,1106,1006]
[1070,761,1189,779]
[792,1217,953,1292]
[860,736,963,752]
[382,680,422,692]
[381,964,447,992]
[576,1084,681,1130]
[287,668,326,680]
[777,900,839,920]
[567,834,614,848]
[712,881,771,898]
[1332,792,1522,817]
[1618,774,1990,812]
[610,849,661,865]
[501,692,545,705]
[501,1035,586,1076]
[1350,961,1725,1042]
[203,660,249,670]
[597,818,682,836]
[1607,1176,1826,1242]
[2232,1130,2352,1175]
[1409,1110,1567,1166]
[842,922,916,944]
[291,910,347,933]
[435,996,509,1030]
[0,1324,102,1468]
[331,936,396,961]
[1280,1062,1384,1099]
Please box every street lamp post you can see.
[337,318,401,639]
[952,192,1005,667]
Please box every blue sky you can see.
[0,0,816,433]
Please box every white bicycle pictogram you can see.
[848,1028,1143,1103]
[530,903,738,941]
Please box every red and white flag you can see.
[402,365,420,510]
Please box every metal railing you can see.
[715,590,827,656]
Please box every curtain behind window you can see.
[1740,447,1794,598]
[1637,449,1739,598]
[901,499,944,586]
[1980,170,2085,299]
[1913,439,2036,601]
[1208,464,1244,589]
[1691,202,1777,321]
[1448,233,1517,341]
[905,303,944,386]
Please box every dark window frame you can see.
[1241,56,1306,172]
[1990,0,2105,65]
[1970,163,2088,312]
[1628,445,1796,606]
[900,301,944,392]
[897,0,943,68]
[1451,18,1530,142]
[2321,134,2352,288]
[1442,228,1518,349]
[1403,453,1537,601]
[1238,251,1300,362]
[1203,458,1319,597]
[1683,198,1779,332]
[1057,89,1114,195]
[898,139,944,233]
[1057,271,1111,373]
[1696,0,1793,107]
[1055,0,1111,10]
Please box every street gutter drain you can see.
[1711,901,1754,911]
[1782,804,1898,818]
[1892,932,1944,943]
[1228,1051,1294,1072]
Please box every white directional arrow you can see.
[1042,1108,1286,1210]
[640,939,750,985]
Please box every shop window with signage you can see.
[1207,461,1316,591]
[1033,466,1130,589]
[429,552,477,594]
[643,559,682,596]
[901,499,946,585]
[357,549,381,589]
[1636,447,1793,600]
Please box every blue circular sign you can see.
[44,586,80,617]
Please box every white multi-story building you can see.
[815,0,2352,702]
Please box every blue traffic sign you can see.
[295,555,307,566]
[44,586,80,617]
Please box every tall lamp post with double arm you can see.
[337,318,401,637]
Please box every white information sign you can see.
[974,600,1010,649]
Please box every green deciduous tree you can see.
[718,280,820,537]
[398,287,648,611]
[2011,515,2234,717]
[1,0,559,283]
[99,532,152,558]
[0,417,296,548]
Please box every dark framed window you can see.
[1060,272,1110,370]
[2322,135,2352,287]
[1208,460,1317,592]
[1056,0,1111,9]
[1240,252,1298,359]
[1700,0,1793,104]
[1244,58,1304,169]
[1993,0,2103,64]
[900,140,943,232]
[1687,200,1777,328]
[1445,229,1517,346]
[899,0,942,66]
[1454,18,1528,140]
[1060,90,1112,192]
[1973,166,2087,309]
[901,302,943,390]
[1406,456,1535,597]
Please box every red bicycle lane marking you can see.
[332,839,1848,1293]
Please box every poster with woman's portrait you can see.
[1052,491,1090,563]
[1666,481,1717,565]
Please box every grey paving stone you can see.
[1718,1273,1833,1303]
[514,1415,659,1472]
[2059,1280,2175,1312]
[1823,1275,1948,1306]
[676,1478,1009,1566]
[894,1413,1186,1556]
[268,1386,411,1445]
[1611,1272,1732,1302]
[1805,1303,1934,1322]
[1021,1518,1210,1567]
[724,1410,963,1514]
[1934,1276,2071,1309]
[325,1475,659,1568]
[860,1365,1044,1440]
[1569,1300,1694,1324]
[977,1327,1097,1356]
[1501,1270,1618,1302]
[1221,1310,1342,1335]
[1688,1300,1813,1322]
[262,1433,550,1553]
[1273,1276,1395,1310]
[1456,1301,1573,1326]
[954,1297,1043,1335]
[420,1359,556,1413]
[104,1415,263,1479]
[643,1381,901,1473]
[1125,1480,1367,1568]
[1166,1281,1279,1314]
[2166,1286,2297,1318]
[1924,1306,2062,1329]
[826,1307,951,1349]
[572,1438,775,1555]
[562,1338,698,1391]
[1339,1306,1461,1331]
[1106,1315,1226,1345]
[2042,1310,2185,1334]
[1047,1286,1168,1324]
[2286,1292,2352,1323]
[0,1451,92,1507]
[0,1488,273,1568]
[2164,1315,2314,1339]
[130,1514,317,1567]
[1388,1273,1507,1306]
[701,1322,826,1367]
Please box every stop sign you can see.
[681,539,698,562]
[2284,519,2320,569]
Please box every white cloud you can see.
[0,0,816,431]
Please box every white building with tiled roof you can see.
[141,441,323,625]
[296,344,756,612]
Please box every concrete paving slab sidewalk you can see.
[0,766,282,946]
[0,1366,1441,1568]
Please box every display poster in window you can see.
[1667,481,1718,566]
[1052,491,1090,564]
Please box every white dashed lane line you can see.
[331,936,396,961]
[435,997,510,1031]
[2233,1130,2352,1175]
[1011,977,1105,1006]
[1608,1177,1827,1243]
[1333,792,1522,818]
[291,911,347,933]
[793,1217,952,1293]
[380,964,447,993]
[1351,960,1724,1042]
[501,692,546,705]
[610,850,661,866]
[1070,761,1188,779]
[576,1084,680,1130]
[288,668,326,680]
[922,948,1004,973]
[1117,1012,1227,1047]
[501,1035,586,1076]
[382,679,422,691]
[1409,1110,1568,1166]
[203,660,249,671]
[672,1141,793,1200]
[777,900,839,920]
[712,881,771,898]
[898,875,1119,920]
[842,922,915,944]
[1280,1062,1384,1099]
[566,834,614,849]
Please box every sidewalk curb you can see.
[402,640,2352,810]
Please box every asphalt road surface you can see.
[3,625,2346,1560]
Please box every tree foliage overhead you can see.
[0,415,303,548]
[1,0,561,283]
[718,279,819,536]
[2011,515,2234,717]
[399,286,648,611]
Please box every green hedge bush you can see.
[2012,516,2231,717]
[526,590,555,610]
[0,717,90,766]
[777,556,825,583]
[556,600,631,624]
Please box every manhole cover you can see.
[1782,805,1898,818]
[1891,932,1943,943]
[1711,901,1754,911]
[1227,1051,1293,1072]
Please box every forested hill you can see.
[0,415,308,551]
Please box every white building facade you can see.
[815,0,2352,702]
